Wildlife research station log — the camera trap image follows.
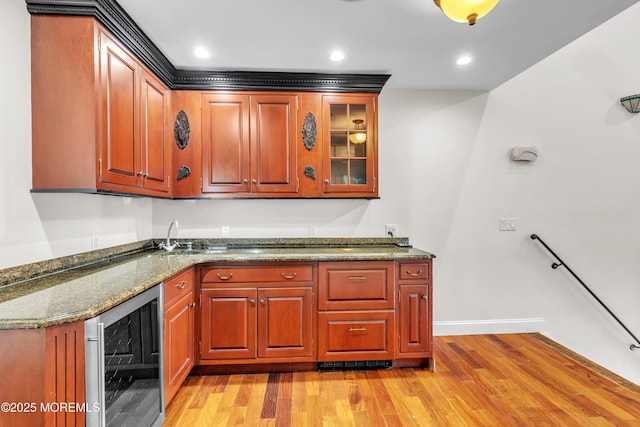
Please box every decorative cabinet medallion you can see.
[302,112,317,151]
[174,110,190,149]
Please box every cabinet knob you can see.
[259,299,265,305]
[249,299,255,305]
[243,179,248,184]
[252,179,257,184]
[190,302,196,308]
[216,273,233,280]
[422,295,428,301]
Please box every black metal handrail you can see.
[530,233,640,351]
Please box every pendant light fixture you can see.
[433,0,499,26]
[349,119,367,144]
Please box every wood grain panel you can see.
[318,261,394,310]
[200,288,257,360]
[257,287,313,359]
[201,93,250,193]
[250,94,298,193]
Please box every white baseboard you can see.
[433,318,545,336]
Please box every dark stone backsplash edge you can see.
[0,237,411,288]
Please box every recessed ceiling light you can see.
[330,51,345,62]
[194,47,210,59]
[456,55,472,66]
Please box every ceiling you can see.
[117,0,640,91]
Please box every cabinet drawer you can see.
[201,264,313,285]
[399,262,429,280]
[164,268,194,307]
[317,311,394,361]
[318,262,394,310]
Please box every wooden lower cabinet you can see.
[0,321,85,427]
[200,286,314,362]
[164,268,195,406]
[398,284,430,355]
[397,261,433,360]
[200,288,257,360]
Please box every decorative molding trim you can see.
[25,0,391,93]
[433,318,545,336]
[172,70,391,93]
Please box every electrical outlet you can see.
[499,218,517,231]
[221,226,230,237]
[385,224,398,237]
[308,225,318,237]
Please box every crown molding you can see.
[25,0,391,93]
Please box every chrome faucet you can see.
[158,219,180,252]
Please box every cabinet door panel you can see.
[399,284,430,355]
[100,33,139,188]
[201,94,250,193]
[322,95,376,195]
[250,95,298,193]
[140,70,169,192]
[164,291,194,404]
[257,287,313,358]
[200,288,257,359]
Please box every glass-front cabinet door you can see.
[322,95,377,196]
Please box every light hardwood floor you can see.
[163,334,640,426]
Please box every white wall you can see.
[0,1,152,269]
[2,0,639,384]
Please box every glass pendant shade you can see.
[349,119,367,144]
[620,94,640,113]
[434,0,499,25]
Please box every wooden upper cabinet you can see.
[99,30,170,194]
[99,32,140,188]
[250,95,298,193]
[30,16,170,196]
[201,93,297,195]
[322,95,378,197]
[140,70,171,192]
[201,93,251,193]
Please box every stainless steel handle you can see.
[97,322,106,427]
[406,270,423,277]
[216,273,233,280]
[348,327,367,332]
[348,275,367,281]
[281,272,297,280]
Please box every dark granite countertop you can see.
[0,238,434,329]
